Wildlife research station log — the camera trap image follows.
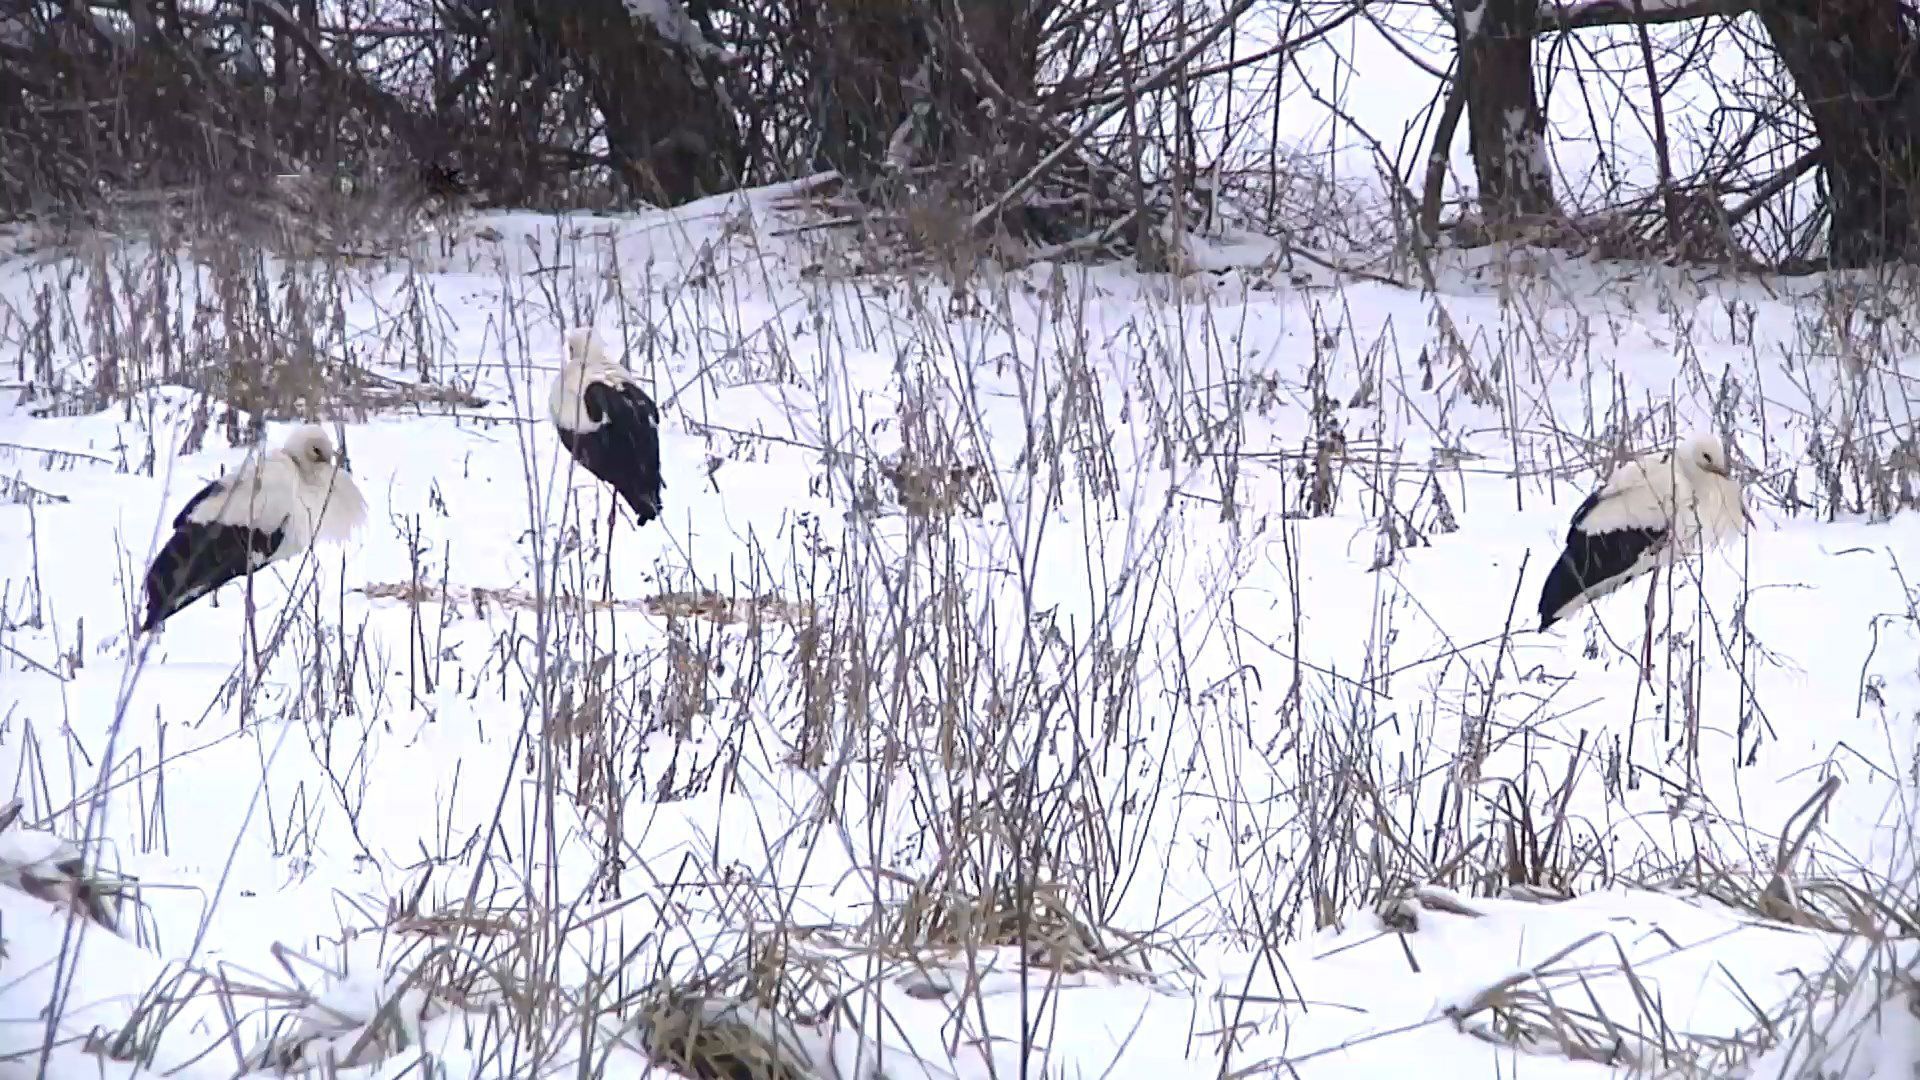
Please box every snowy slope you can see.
[1,185,1916,1077]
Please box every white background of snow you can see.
[0,6,1912,1069]
[0,181,1912,1076]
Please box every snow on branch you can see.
[625,0,721,59]
[1539,0,1752,30]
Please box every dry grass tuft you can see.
[879,455,995,519]
[860,879,1178,987]
[634,993,819,1080]
[1445,930,1689,1073]
[0,798,136,936]
[357,583,814,628]
[1692,866,1916,937]
[322,363,491,412]
[880,879,1108,970]
[1376,884,1491,932]
[0,474,68,505]
[1451,971,1653,1070]
[645,590,817,628]
[357,581,648,616]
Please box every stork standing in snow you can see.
[548,327,664,529]
[1537,432,1745,631]
[138,426,368,634]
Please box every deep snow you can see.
[1,184,1917,1077]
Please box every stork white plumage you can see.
[548,327,664,528]
[1537,432,1745,631]
[138,425,368,634]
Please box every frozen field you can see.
[2,183,1918,1077]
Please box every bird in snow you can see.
[548,327,664,528]
[1537,431,1745,631]
[138,425,368,634]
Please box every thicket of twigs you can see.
[2,0,1325,249]
[2,0,1896,270]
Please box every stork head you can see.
[284,424,367,540]
[284,425,339,473]
[1678,431,1732,479]
[564,326,614,369]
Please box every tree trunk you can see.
[808,0,930,179]
[945,0,1046,173]
[1752,0,1920,267]
[1455,0,1558,233]
[524,0,740,205]
[806,0,1043,182]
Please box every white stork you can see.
[138,425,368,634]
[548,327,664,528]
[1537,431,1745,631]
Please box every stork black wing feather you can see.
[1563,490,1602,541]
[171,478,229,530]
[1536,519,1669,630]
[139,520,286,633]
[571,381,664,525]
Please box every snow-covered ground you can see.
[2,184,1917,1077]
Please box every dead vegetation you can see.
[878,456,996,520]
[0,798,136,938]
[356,582,814,628]
[2,141,1918,1079]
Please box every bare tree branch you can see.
[966,0,1344,235]
[1420,64,1468,241]
[1539,0,1754,32]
